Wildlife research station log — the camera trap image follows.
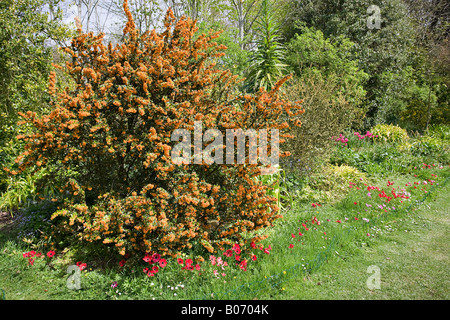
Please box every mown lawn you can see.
[278,180,450,300]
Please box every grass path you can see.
[278,181,450,300]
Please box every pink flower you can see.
[195,264,201,271]
[224,249,233,257]
[76,261,87,270]
[185,264,194,271]
[159,259,167,268]
[264,248,270,255]
[151,253,161,263]
[240,260,247,271]
[46,250,55,258]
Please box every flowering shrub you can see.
[11,1,303,259]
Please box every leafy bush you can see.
[11,2,303,259]
[286,25,368,109]
[428,125,450,141]
[326,165,366,182]
[15,199,60,243]
[411,135,449,160]
[296,164,365,204]
[371,124,409,144]
[282,72,364,175]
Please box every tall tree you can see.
[281,0,417,127]
[403,0,450,130]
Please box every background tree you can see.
[402,0,449,131]
[286,25,368,110]
[0,0,71,193]
[0,0,70,138]
[281,0,417,128]
[107,0,162,34]
[282,26,368,173]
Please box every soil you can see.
[0,211,15,234]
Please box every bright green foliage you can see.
[286,25,368,108]
[0,0,71,140]
[0,0,71,205]
[428,125,450,141]
[410,126,450,163]
[196,20,251,78]
[371,124,409,144]
[245,0,287,92]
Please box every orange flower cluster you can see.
[14,0,303,258]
